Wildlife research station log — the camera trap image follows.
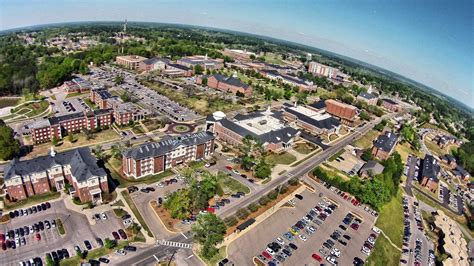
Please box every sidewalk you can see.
[62,189,155,244]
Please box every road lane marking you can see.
[153,255,160,262]
[185,254,194,260]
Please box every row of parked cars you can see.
[0,219,57,250]
[8,202,52,219]
[256,197,339,265]
[325,182,380,218]
[18,257,43,266]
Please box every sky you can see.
[0,0,472,106]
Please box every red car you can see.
[1,243,6,251]
[35,233,41,241]
[0,233,5,244]
[262,251,272,260]
[225,166,233,170]
[351,223,359,230]
[312,253,322,262]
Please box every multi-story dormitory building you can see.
[122,132,215,179]
[90,88,146,126]
[4,147,109,203]
[30,109,113,144]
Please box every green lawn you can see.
[59,240,129,266]
[84,98,98,110]
[265,152,297,166]
[366,234,401,266]
[218,174,251,194]
[113,208,128,218]
[199,246,227,266]
[11,101,50,118]
[4,192,60,210]
[65,92,89,98]
[56,219,65,235]
[328,149,344,162]
[354,129,379,149]
[0,97,21,108]
[375,190,404,247]
[293,143,315,155]
[121,190,153,237]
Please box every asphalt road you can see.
[218,113,394,219]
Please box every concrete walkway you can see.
[62,189,155,244]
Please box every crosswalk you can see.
[157,240,192,249]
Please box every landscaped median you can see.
[120,190,154,237]
[150,200,181,233]
[56,219,66,235]
[3,191,60,211]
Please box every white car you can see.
[266,247,276,255]
[205,163,211,168]
[115,249,127,256]
[372,227,381,234]
[157,182,165,188]
[331,248,341,258]
[276,237,285,246]
[326,255,337,265]
[298,234,307,242]
[232,169,240,175]
[101,212,107,220]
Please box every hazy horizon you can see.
[0,0,472,106]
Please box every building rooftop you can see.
[382,98,398,105]
[359,160,385,176]
[421,154,440,182]
[282,103,340,130]
[208,74,250,89]
[309,100,326,110]
[4,147,106,183]
[123,131,215,160]
[358,92,377,100]
[141,57,170,65]
[373,131,398,153]
[116,55,147,62]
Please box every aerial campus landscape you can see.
[0,1,472,266]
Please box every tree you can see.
[51,136,58,146]
[359,111,371,121]
[114,75,124,85]
[93,145,105,160]
[192,213,226,259]
[110,143,124,159]
[296,92,308,104]
[361,149,374,162]
[255,160,271,179]
[45,253,55,266]
[104,238,117,249]
[67,133,74,143]
[194,65,204,75]
[164,189,192,219]
[201,76,208,86]
[0,125,20,160]
[76,249,87,259]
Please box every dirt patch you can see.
[150,200,181,232]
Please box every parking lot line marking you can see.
[185,254,194,260]
[180,232,188,239]
[153,255,160,262]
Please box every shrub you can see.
[288,178,298,186]
[267,190,279,200]
[236,208,250,220]
[247,203,260,213]
[224,216,238,227]
[258,195,270,206]
[279,185,288,194]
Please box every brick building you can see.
[4,147,109,203]
[139,57,168,72]
[206,109,300,153]
[260,70,314,91]
[381,98,399,112]
[116,55,148,70]
[177,55,224,71]
[325,99,358,126]
[281,103,340,135]
[419,154,440,193]
[122,132,215,179]
[163,64,193,77]
[357,92,378,106]
[308,62,340,79]
[90,88,114,109]
[371,131,398,160]
[61,77,91,94]
[30,109,113,144]
[197,74,252,97]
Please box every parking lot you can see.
[0,200,125,265]
[227,186,377,266]
[52,97,89,116]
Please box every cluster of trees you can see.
[374,119,388,132]
[400,124,420,151]
[313,152,403,210]
[453,137,474,175]
[0,121,20,161]
[164,171,222,219]
[239,136,271,179]
[191,213,226,260]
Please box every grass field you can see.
[354,129,379,149]
[218,174,251,194]
[366,190,403,266]
[366,234,401,266]
[375,190,404,247]
[424,139,446,156]
[293,142,315,155]
[265,152,297,166]
[11,101,49,118]
[121,191,153,237]
[0,97,21,108]
[396,142,423,162]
